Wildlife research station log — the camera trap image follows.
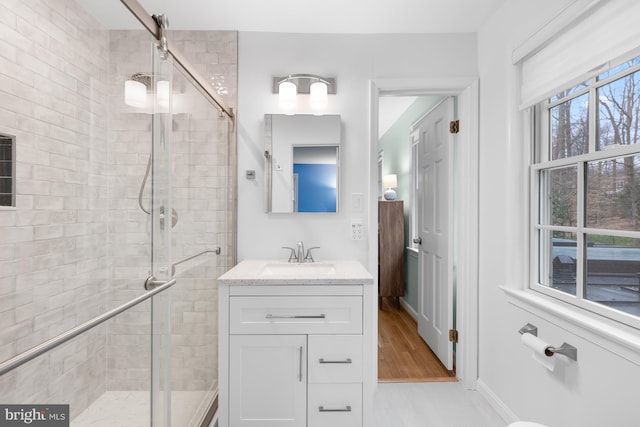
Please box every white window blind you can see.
[517,0,640,108]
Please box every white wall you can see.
[477,1,640,425]
[237,32,477,267]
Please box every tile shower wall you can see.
[0,0,110,417]
[106,30,237,392]
[0,0,237,420]
[170,31,236,393]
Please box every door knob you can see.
[413,237,422,245]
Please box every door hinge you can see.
[449,120,459,134]
[448,329,458,343]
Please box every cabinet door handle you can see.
[319,358,352,364]
[319,405,352,412]
[298,346,303,382]
[265,314,326,319]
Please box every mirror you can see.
[265,114,341,213]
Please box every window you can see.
[0,134,14,207]
[532,53,640,324]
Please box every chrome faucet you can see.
[283,242,319,263]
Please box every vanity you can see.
[218,259,375,427]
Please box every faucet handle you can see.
[282,247,298,263]
[305,247,320,263]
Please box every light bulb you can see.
[310,81,328,109]
[279,81,297,109]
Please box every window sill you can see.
[501,286,640,366]
[406,247,418,255]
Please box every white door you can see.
[229,335,307,427]
[414,97,455,370]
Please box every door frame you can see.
[368,77,479,390]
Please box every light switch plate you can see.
[351,193,363,212]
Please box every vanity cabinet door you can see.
[229,335,307,427]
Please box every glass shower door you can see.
[149,41,175,427]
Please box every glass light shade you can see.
[279,81,297,109]
[124,80,147,108]
[309,81,328,109]
[382,174,398,188]
[157,80,171,109]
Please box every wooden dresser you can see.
[378,200,405,307]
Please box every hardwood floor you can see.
[378,297,456,382]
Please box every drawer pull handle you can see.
[319,358,352,364]
[319,405,352,413]
[265,314,326,319]
[298,346,303,382]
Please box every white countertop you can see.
[218,259,374,286]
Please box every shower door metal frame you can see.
[119,0,238,269]
[120,0,235,120]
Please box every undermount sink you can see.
[259,263,336,276]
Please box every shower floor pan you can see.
[71,390,214,427]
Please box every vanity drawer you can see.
[229,296,362,334]
[308,383,362,427]
[308,335,363,383]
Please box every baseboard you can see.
[476,378,517,424]
[399,297,418,320]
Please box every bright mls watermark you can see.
[0,405,69,426]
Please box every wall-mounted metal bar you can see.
[172,247,221,269]
[0,279,177,376]
[171,247,221,275]
[119,0,235,120]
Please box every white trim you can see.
[476,378,518,424]
[503,287,640,367]
[399,297,418,321]
[369,76,480,390]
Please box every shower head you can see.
[129,72,153,89]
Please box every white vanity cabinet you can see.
[229,334,307,426]
[218,260,375,427]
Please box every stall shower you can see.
[0,1,237,425]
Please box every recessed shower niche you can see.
[0,133,15,207]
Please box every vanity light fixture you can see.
[273,74,336,110]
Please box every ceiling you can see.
[80,0,507,33]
